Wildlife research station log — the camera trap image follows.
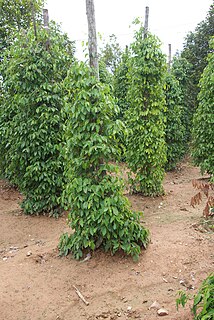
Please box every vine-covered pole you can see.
[144,6,149,38]
[168,43,172,71]
[86,0,99,79]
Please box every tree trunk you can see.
[86,0,99,79]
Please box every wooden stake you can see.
[168,44,172,72]
[31,1,37,39]
[144,6,149,39]
[86,0,99,79]
[43,9,50,50]
[43,9,49,30]
[73,285,89,305]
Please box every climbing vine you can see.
[164,73,185,170]
[0,23,75,215]
[126,22,167,196]
[192,38,214,179]
[59,62,149,260]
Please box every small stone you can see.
[179,279,194,289]
[9,246,18,250]
[81,253,91,262]
[127,306,132,311]
[26,251,32,257]
[157,308,169,316]
[149,301,161,310]
[3,257,8,261]
[180,207,188,211]
[190,273,195,281]
[117,312,121,317]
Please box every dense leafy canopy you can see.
[0,0,44,53]
[192,38,214,179]
[171,55,193,144]
[126,23,167,196]
[181,4,214,117]
[59,62,149,260]
[164,73,185,170]
[0,23,75,214]
[99,34,122,74]
[114,46,130,121]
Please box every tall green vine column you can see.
[0,24,75,215]
[126,23,167,196]
[164,73,185,170]
[59,62,149,260]
[192,39,214,179]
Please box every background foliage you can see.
[99,34,122,74]
[180,3,214,131]
[164,73,185,170]
[0,0,44,54]
[171,55,192,145]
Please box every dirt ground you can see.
[0,161,213,320]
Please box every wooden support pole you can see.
[86,0,99,79]
[43,9,49,30]
[168,44,172,72]
[31,1,37,39]
[43,9,50,49]
[144,6,149,39]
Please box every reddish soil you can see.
[0,161,213,320]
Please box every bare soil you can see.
[0,161,213,320]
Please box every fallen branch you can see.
[73,285,89,306]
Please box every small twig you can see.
[80,252,92,263]
[73,285,89,305]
